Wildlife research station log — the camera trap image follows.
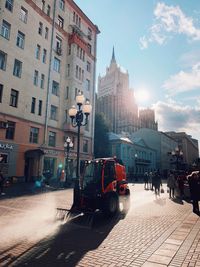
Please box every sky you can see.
[74,0,200,149]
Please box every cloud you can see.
[153,100,200,142]
[140,2,200,49]
[162,62,200,95]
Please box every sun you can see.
[134,88,150,104]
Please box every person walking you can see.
[188,171,200,215]
[177,172,185,199]
[167,171,176,198]
[153,171,162,196]
[144,172,149,190]
[0,171,5,195]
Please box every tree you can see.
[94,113,110,158]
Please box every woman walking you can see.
[167,171,176,198]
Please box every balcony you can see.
[135,158,151,165]
[63,122,84,135]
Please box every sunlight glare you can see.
[135,88,150,104]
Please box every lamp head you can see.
[69,105,77,119]
[76,91,85,106]
[69,141,73,148]
[66,136,71,143]
[83,101,92,115]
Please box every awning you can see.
[25,149,45,158]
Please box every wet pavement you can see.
[0,183,199,267]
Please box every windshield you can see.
[83,161,103,187]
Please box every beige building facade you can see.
[0,0,99,180]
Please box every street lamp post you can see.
[135,153,138,181]
[64,136,73,185]
[69,92,92,206]
[171,146,183,170]
[68,91,92,180]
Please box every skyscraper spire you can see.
[111,46,116,64]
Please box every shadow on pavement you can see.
[171,197,184,205]
[1,182,68,199]
[13,212,123,267]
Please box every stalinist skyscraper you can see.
[96,47,157,134]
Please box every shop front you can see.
[0,141,18,178]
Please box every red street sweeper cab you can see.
[72,157,130,216]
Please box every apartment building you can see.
[0,0,100,180]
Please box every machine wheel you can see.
[102,193,119,217]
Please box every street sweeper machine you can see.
[57,157,130,222]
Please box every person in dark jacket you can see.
[153,171,162,196]
[0,171,5,195]
[188,171,200,215]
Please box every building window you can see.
[74,12,81,28]
[83,140,88,153]
[29,127,39,143]
[35,44,41,59]
[66,86,69,99]
[42,0,45,11]
[88,43,92,54]
[31,97,36,113]
[53,57,60,72]
[13,59,22,78]
[42,49,47,63]
[1,20,11,40]
[48,131,56,147]
[5,121,15,140]
[0,84,3,102]
[67,64,70,77]
[88,27,92,40]
[86,79,90,91]
[38,22,43,35]
[75,65,78,78]
[10,89,19,107]
[33,70,39,86]
[50,105,57,120]
[40,74,45,89]
[55,36,62,56]
[59,0,65,10]
[86,61,91,72]
[38,100,42,115]
[52,80,59,96]
[85,119,89,131]
[0,51,7,70]
[16,31,25,49]
[45,27,49,39]
[47,5,51,16]
[57,15,64,28]
[5,0,14,12]
[75,88,78,99]
[81,69,84,81]
[20,6,28,23]
[68,44,71,55]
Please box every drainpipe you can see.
[91,32,98,158]
[43,0,57,145]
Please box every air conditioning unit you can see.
[56,47,62,55]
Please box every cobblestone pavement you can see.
[0,183,199,267]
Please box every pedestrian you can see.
[149,172,153,190]
[177,172,185,199]
[187,171,200,215]
[153,171,162,196]
[143,172,149,190]
[0,171,5,195]
[167,171,176,198]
